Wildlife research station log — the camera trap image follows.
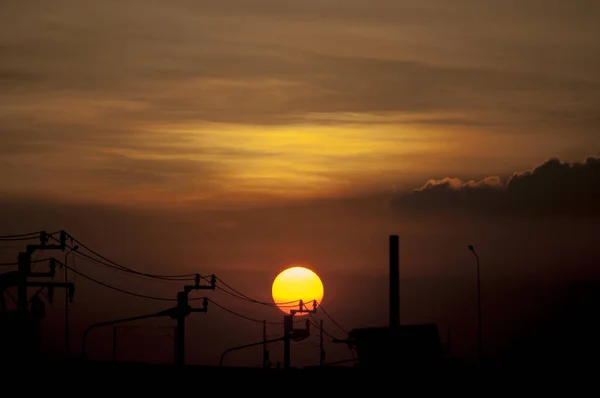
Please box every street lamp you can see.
[65,245,79,357]
[468,245,481,365]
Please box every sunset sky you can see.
[2,0,598,206]
[1,1,599,367]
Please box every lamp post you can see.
[468,245,481,365]
[64,245,79,357]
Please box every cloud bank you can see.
[393,156,600,217]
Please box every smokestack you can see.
[389,235,400,328]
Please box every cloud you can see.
[393,156,600,217]
[1,0,599,128]
[1,1,599,205]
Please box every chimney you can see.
[389,235,400,328]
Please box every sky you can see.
[1,0,599,367]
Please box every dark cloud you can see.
[393,156,600,217]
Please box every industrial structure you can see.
[349,235,444,368]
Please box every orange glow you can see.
[271,266,324,316]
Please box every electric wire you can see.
[214,285,301,308]
[308,316,341,341]
[213,277,344,328]
[4,290,16,304]
[0,232,42,239]
[0,231,43,241]
[315,302,349,335]
[207,298,283,325]
[0,237,39,242]
[70,250,192,285]
[211,279,305,324]
[67,234,196,280]
[48,231,197,282]
[63,237,196,280]
[63,264,204,302]
[1,257,62,267]
[0,230,63,242]
[214,276,301,306]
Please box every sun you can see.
[271,266,324,316]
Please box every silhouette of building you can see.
[348,235,444,368]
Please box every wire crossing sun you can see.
[271,266,324,315]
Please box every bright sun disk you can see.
[271,266,324,316]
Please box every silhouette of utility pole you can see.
[82,275,215,363]
[468,245,482,364]
[4,232,75,360]
[175,274,215,366]
[283,300,316,369]
[17,231,69,313]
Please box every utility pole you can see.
[10,231,71,361]
[81,275,214,362]
[319,319,325,366]
[18,231,68,313]
[173,274,215,366]
[283,299,317,369]
[27,271,75,358]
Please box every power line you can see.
[70,250,192,284]
[0,231,43,241]
[316,302,349,335]
[214,276,300,306]
[0,257,52,267]
[0,231,42,239]
[4,290,16,304]
[308,317,342,341]
[64,264,203,302]
[0,230,62,241]
[68,234,196,279]
[66,265,174,301]
[49,231,197,281]
[214,277,347,335]
[212,277,336,328]
[0,236,39,242]
[207,298,283,325]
